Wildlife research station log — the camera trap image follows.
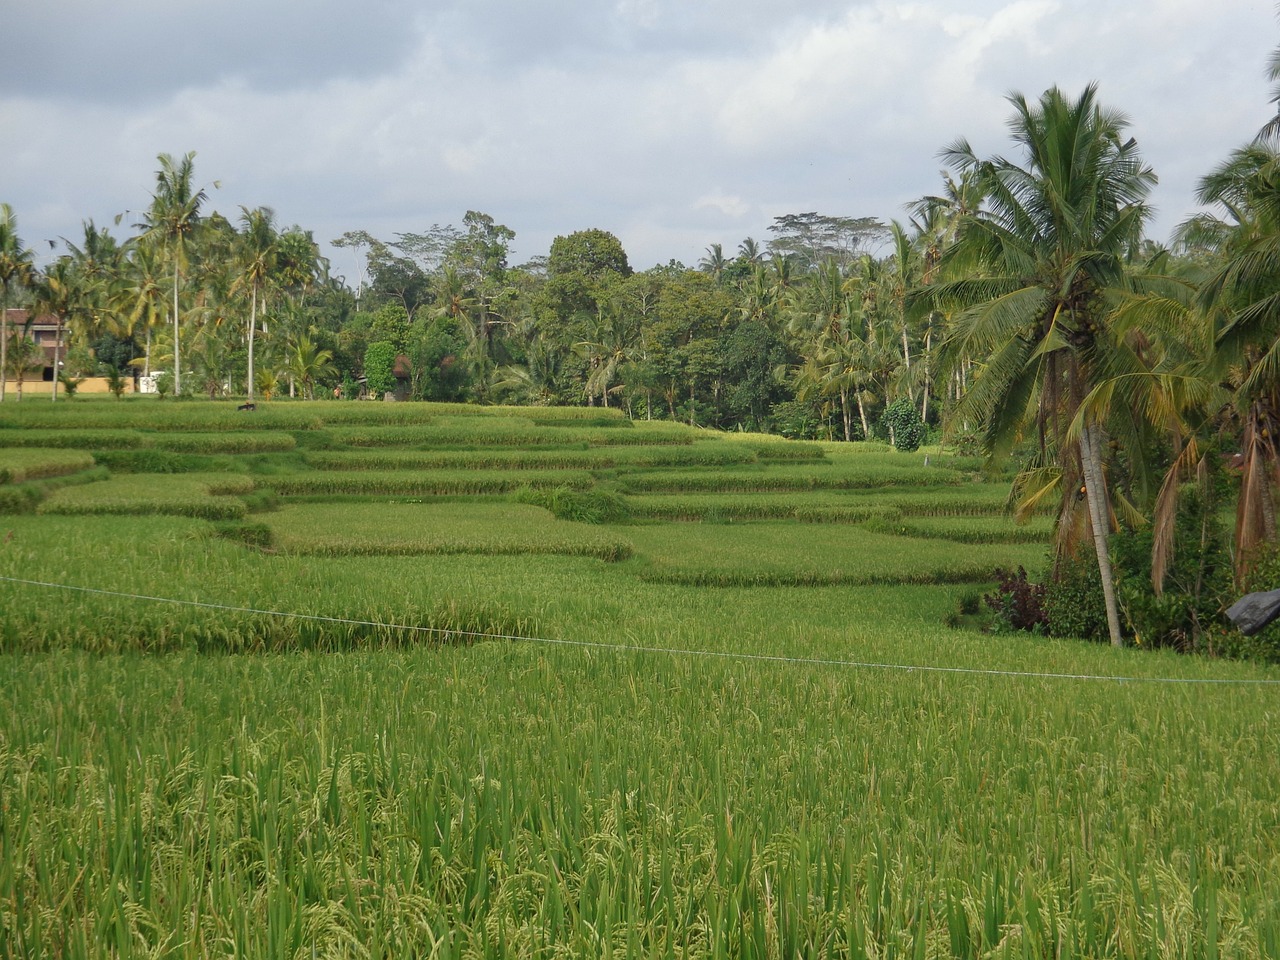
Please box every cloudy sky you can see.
[2,0,1276,281]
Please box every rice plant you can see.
[36,473,254,520]
[0,448,95,483]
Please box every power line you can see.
[2,574,1278,686]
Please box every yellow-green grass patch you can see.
[264,468,595,497]
[37,473,254,520]
[627,491,896,522]
[620,462,967,493]
[866,513,1056,543]
[265,502,632,561]
[617,521,1045,586]
[0,448,95,484]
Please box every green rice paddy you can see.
[0,398,1276,957]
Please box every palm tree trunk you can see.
[51,316,61,402]
[172,269,181,396]
[1080,422,1124,647]
[856,391,869,439]
[921,327,932,423]
[841,387,852,442]
[1,301,7,403]
[901,326,913,403]
[247,283,256,403]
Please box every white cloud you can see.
[694,193,751,218]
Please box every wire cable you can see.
[2,574,1278,686]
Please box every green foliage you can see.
[880,397,924,452]
[1232,544,1280,664]
[363,340,398,397]
[1044,555,1109,641]
[1112,487,1233,652]
[547,228,632,279]
[56,372,84,397]
[103,365,128,399]
[513,485,632,524]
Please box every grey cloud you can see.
[0,0,423,102]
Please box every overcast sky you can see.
[2,0,1276,282]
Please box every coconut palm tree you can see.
[1186,144,1280,576]
[113,240,168,376]
[31,258,82,401]
[0,204,34,403]
[233,206,279,402]
[931,84,1157,647]
[286,333,336,400]
[141,152,212,397]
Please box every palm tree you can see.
[698,243,728,284]
[0,204,34,403]
[1186,144,1280,576]
[234,206,279,402]
[141,152,212,397]
[286,333,336,400]
[113,240,167,376]
[931,84,1157,647]
[31,258,81,402]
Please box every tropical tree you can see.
[141,152,212,396]
[114,240,168,376]
[1185,144,1280,577]
[930,84,1158,647]
[287,333,336,400]
[0,204,34,403]
[31,258,82,401]
[234,206,279,402]
[4,330,41,400]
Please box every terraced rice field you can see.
[1,398,1277,958]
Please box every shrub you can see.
[1111,484,1232,652]
[1043,555,1108,641]
[984,566,1048,633]
[57,372,84,397]
[1225,544,1280,664]
[880,398,924,453]
[364,341,397,397]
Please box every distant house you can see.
[2,308,64,382]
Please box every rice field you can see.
[0,398,1277,958]
[0,447,95,484]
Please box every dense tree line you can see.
[7,52,1280,650]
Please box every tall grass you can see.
[37,474,254,520]
[3,405,1279,956]
[266,502,633,561]
[265,469,596,497]
[0,448,95,483]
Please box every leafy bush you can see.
[1111,484,1232,652]
[57,372,84,397]
[364,341,397,397]
[984,566,1048,633]
[1223,544,1280,664]
[1043,555,1108,641]
[880,398,924,453]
